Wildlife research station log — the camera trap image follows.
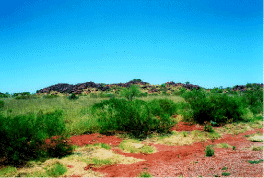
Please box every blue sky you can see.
[0,0,262,94]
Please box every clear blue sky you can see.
[0,0,262,94]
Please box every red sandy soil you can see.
[43,121,263,177]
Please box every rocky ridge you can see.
[35,80,263,95]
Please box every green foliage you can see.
[147,98,178,116]
[90,93,98,98]
[131,79,142,83]
[138,92,148,97]
[0,100,4,110]
[69,93,79,100]
[161,91,170,96]
[0,92,9,98]
[138,171,153,177]
[43,94,59,99]
[0,166,17,177]
[179,87,187,96]
[98,93,116,98]
[121,84,142,101]
[247,159,263,164]
[205,145,215,157]
[12,93,19,97]
[221,172,231,176]
[204,124,214,132]
[160,83,166,88]
[210,87,223,93]
[90,98,176,139]
[0,110,73,165]
[241,89,263,114]
[181,89,246,125]
[45,162,67,177]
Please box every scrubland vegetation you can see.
[0,82,262,177]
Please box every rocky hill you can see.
[35,79,263,95]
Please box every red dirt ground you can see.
[42,121,263,177]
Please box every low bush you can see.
[241,89,263,114]
[90,98,176,139]
[69,93,79,100]
[147,98,178,116]
[204,124,214,132]
[0,93,9,98]
[0,100,4,110]
[138,92,148,97]
[0,110,73,165]
[44,162,67,177]
[43,94,59,99]
[181,89,247,125]
[247,159,263,164]
[121,84,142,101]
[205,145,215,157]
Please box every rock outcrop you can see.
[36,80,263,95]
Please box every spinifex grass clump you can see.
[181,89,247,125]
[0,110,73,165]
[90,98,177,139]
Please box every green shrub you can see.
[179,87,187,96]
[221,172,231,176]
[0,93,9,98]
[90,98,176,139]
[69,93,79,100]
[15,95,29,99]
[181,89,213,124]
[241,89,263,114]
[90,93,98,98]
[181,89,246,125]
[137,171,153,177]
[0,110,73,165]
[45,162,67,177]
[138,92,148,97]
[147,98,178,116]
[102,93,116,98]
[43,94,59,99]
[205,145,214,157]
[247,159,263,164]
[150,93,159,96]
[209,93,246,123]
[161,91,170,96]
[204,124,214,132]
[210,88,223,94]
[0,100,4,110]
[0,166,17,177]
[121,84,142,101]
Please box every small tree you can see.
[121,84,142,101]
